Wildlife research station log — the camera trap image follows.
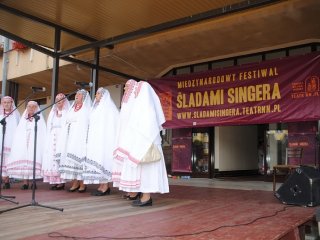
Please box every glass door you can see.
[192,128,212,177]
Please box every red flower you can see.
[12,41,28,51]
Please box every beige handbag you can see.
[140,144,161,163]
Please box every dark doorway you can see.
[191,127,214,178]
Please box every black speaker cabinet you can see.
[275,165,320,207]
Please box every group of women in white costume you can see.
[1,80,169,207]
[56,87,119,195]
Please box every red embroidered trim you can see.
[122,81,135,104]
[116,147,140,164]
[135,82,143,98]
[119,179,141,187]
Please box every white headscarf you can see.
[46,93,70,131]
[70,89,92,111]
[0,96,20,123]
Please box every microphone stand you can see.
[0,90,37,204]
[0,89,79,214]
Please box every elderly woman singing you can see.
[58,89,92,193]
[42,93,70,190]
[0,96,20,189]
[7,101,46,190]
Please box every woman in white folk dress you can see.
[0,96,20,189]
[58,89,91,193]
[42,93,70,190]
[112,80,138,199]
[83,87,119,196]
[7,101,46,190]
[113,80,169,206]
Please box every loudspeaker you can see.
[275,165,320,207]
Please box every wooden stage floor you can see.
[0,178,317,240]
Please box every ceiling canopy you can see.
[0,0,319,99]
[0,0,252,51]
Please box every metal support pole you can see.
[51,29,61,104]
[90,47,100,99]
[1,37,9,97]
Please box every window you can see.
[176,66,191,75]
[289,46,312,56]
[265,51,286,60]
[238,55,262,65]
[211,59,234,69]
[193,63,209,73]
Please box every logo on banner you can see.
[292,76,320,99]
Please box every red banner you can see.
[149,52,320,129]
[172,137,192,172]
[171,128,192,172]
[287,122,318,165]
[288,133,317,165]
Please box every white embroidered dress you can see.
[112,80,138,187]
[42,95,70,184]
[7,101,46,179]
[58,90,91,181]
[113,80,169,194]
[83,88,119,184]
[0,97,20,176]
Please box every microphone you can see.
[74,82,93,88]
[31,86,46,92]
